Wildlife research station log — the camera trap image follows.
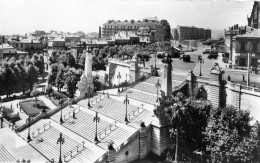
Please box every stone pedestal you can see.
[130,53,139,82]
[151,107,171,156]
[187,70,195,97]
[161,55,172,97]
[209,64,223,108]
[139,125,148,159]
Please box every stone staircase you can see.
[0,144,16,163]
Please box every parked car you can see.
[203,49,211,54]
[157,52,166,58]
[208,53,218,59]
[182,54,191,62]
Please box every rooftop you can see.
[236,29,260,39]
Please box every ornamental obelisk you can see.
[77,46,94,98]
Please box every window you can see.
[253,42,258,52]
[241,42,246,51]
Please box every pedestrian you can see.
[242,75,245,82]
[17,103,19,108]
[228,75,231,81]
[11,103,12,110]
[73,110,76,119]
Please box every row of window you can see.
[240,42,258,51]
[104,25,154,29]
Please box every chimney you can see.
[99,26,101,39]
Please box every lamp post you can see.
[57,133,65,163]
[117,72,121,93]
[198,55,204,76]
[87,86,92,107]
[124,95,129,124]
[93,112,100,143]
[59,98,64,124]
[26,114,33,142]
[155,79,161,102]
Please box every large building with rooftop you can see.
[102,17,171,42]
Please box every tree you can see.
[26,62,38,93]
[204,106,260,163]
[64,70,77,98]
[15,61,27,94]
[30,84,40,107]
[155,92,211,162]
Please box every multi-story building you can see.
[235,29,260,70]
[102,17,171,42]
[10,38,46,55]
[247,1,260,29]
[137,27,152,44]
[173,25,211,42]
[107,31,139,45]
[224,24,252,67]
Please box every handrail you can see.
[32,122,52,139]
[63,141,85,162]
[63,107,80,122]
[98,121,117,140]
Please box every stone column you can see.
[151,107,171,156]
[161,55,172,97]
[209,64,223,108]
[77,47,94,98]
[130,53,139,82]
[107,144,116,163]
[139,123,148,159]
[186,70,195,97]
[234,84,241,110]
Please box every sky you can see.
[0,0,255,36]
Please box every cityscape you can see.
[0,0,260,163]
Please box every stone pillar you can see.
[209,65,223,108]
[151,108,171,156]
[130,53,139,82]
[77,47,94,98]
[186,70,195,97]
[234,84,241,110]
[161,55,172,97]
[139,123,148,159]
[107,144,116,163]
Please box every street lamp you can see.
[57,133,65,163]
[87,86,92,107]
[124,95,129,124]
[117,72,121,93]
[198,55,204,76]
[155,79,161,102]
[93,112,100,143]
[59,98,64,124]
[26,114,33,142]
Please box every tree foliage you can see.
[204,106,260,163]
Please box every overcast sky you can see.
[0,0,254,35]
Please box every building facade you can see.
[248,1,260,29]
[224,24,253,67]
[102,17,171,42]
[235,29,260,69]
[173,25,211,42]
[10,39,46,55]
